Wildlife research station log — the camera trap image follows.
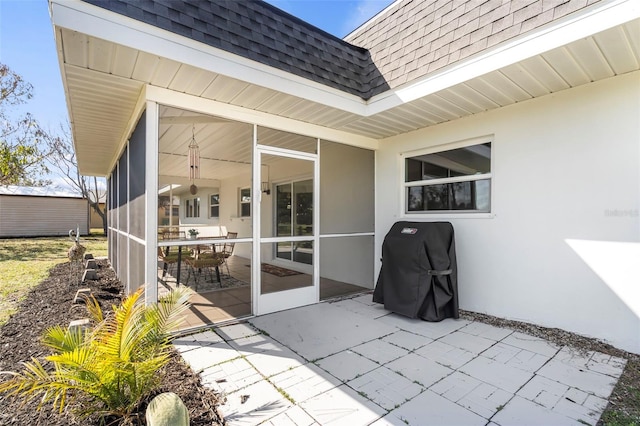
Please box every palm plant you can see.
[0,285,193,422]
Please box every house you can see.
[48,0,639,353]
[0,185,89,237]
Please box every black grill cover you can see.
[373,221,458,321]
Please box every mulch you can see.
[0,259,225,426]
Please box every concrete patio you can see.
[174,294,626,425]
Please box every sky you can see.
[0,0,393,133]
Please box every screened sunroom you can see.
[107,97,375,329]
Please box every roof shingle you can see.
[80,0,605,100]
[345,0,604,93]
[81,0,389,99]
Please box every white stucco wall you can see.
[319,141,375,287]
[177,186,221,228]
[376,71,640,353]
[220,171,253,258]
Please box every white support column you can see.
[313,138,320,302]
[251,124,259,316]
[145,101,159,305]
[126,142,131,295]
[114,160,120,276]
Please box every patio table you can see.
[162,235,229,286]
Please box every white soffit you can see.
[50,0,640,168]
[49,0,368,115]
[366,0,640,114]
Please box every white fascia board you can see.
[145,85,379,151]
[49,0,368,115]
[52,26,80,168]
[366,0,640,115]
[50,0,638,122]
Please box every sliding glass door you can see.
[275,179,313,265]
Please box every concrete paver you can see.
[330,298,388,319]
[374,389,487,426]
[537,347,621,398]
[228,333,284,356]
[218,323,261,341]
[431,371,513,419]
[501,332,560,357]
[347,366,423,410]
[261,406,319,426]
[481,341,551,373]
[173,329,223,353]
[492,395,579,426]
[351,338,409,365]
[271,364,342,404]
[180,341,238,373]
[175,295,626,426]
[587,351,627,377]
[300,384,386,426]
[200,357,263,394]
[438,330,496,354]
[517,375,608,424]
[315,350,380,382]
[245,346,306,378]
[376,314,470,339]
[220,380,292,426]
[250,302,396,361]
[459,321,513,341]
[386,352,453,388]
[459,355,534,393]
[381,329,432,351]
[413,339,477,369]
[456,381,513,419]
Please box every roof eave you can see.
[49,0,369,115]
[365,0,640,115]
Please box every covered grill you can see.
[373,221,458,321]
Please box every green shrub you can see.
[0,285,193,422]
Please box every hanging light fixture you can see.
[188,124,200,195]
[261,164,270,195]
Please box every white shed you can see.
[0,186,89,237]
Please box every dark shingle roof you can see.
[81,0,389,100]
[80,0,606,101]
[345,0,605,92]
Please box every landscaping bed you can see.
[0,259,225,425]
[0,255,637,425]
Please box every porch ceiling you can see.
[54,17,640,177]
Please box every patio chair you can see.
[158,246,181,280]
[185,252,225,291]
[219,232,237,276]
[161,230,185,240]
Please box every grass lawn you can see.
[0,232,107,326]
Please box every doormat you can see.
[245,263,303,277]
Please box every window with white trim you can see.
[239,188,251,217]
[210,193,220,218]
[404,141,491,213]
[185,197,200,218]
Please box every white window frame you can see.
[185,196,200,218]
[209,193,220,218]
[400,136,494,219]
[239,187,251,217]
